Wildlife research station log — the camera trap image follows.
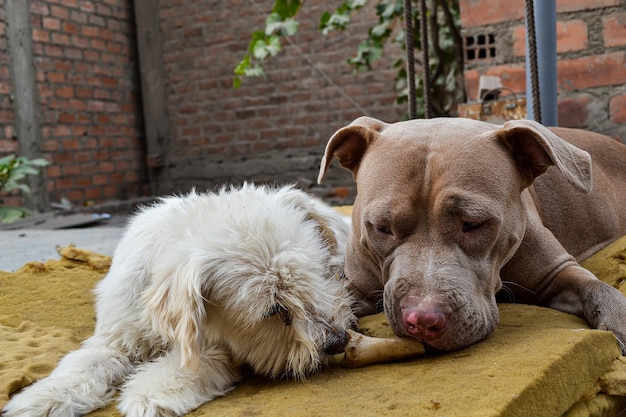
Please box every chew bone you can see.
[333,329,426,368]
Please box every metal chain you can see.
[419,0,432,118]
[404,0,417,119]
[525,0,542,123]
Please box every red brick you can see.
[75,176,93,187]
[93,174,108,185]
[556,20,588,52]
[558,52,626,91]
[81,26,99,37]
[72,126,88,136]
[80,0,95,13]
[557,95,590,128]
[61,0,79,8]
[604,12,626,48]
[556,0,620,12]
[58,112,75,123]
[609,94,626,123]
[56,176,74,189]
[65,189,85,201]
[70,10,88,24]
[30,2,50,15]
[0,140,18,153]
[91,38,107,51]
[53,125,72,137]
[47,72,65,83]
[459,0,524,28]
[84,187,102,200]
[63,21,80,35]
[63,164,81,175]
[46,164,62,178]
[50,5,69,20]
[56,86,74,98]
[42,17,61,31]
[51,32,70,45]
[32,28,49,42]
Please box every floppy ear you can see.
[317,116,388,184]
[144,263,206,370]
[282,188,350,273]
[497,119,593,193]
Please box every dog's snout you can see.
[323,329,350,355]
[402,302,448,340]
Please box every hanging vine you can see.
[234,0,465,118]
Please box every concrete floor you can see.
[0,215,127,272]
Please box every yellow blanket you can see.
[2,238,626,417]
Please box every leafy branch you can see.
[234,0,465,117]
[233,0,302,88]
[0,154,49,223]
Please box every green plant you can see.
[234,0,464,118]
[0,154,49,223]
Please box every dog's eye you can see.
[462,220,484,232]
[267,304,292,326]
[376,224,393,236]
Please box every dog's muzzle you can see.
[323,329,350,355]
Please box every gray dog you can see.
[318,116,626,353]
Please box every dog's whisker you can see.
[501,280,536,295]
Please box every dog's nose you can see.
[402,305,448,340]
[323,329,350,355]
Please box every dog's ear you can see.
[497,119,592,193]
[282,188,349,271]
[318,116,387,184]
[144,263,206,370]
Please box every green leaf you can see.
[0,154,15,166]
[371,21,389,38]
[29,158,50,167]
[244,64,265,77]
[272,0,301,18]
[266,35,282,56]
[248,30,266,53]
[281,18,299,36]
[348,0,368,8]
[234,55,251,76]
[266,14,299,36]
[13,165,39,176]
[252,39,270,61]
[0,206,29,223]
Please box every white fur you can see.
[3,184,356,417]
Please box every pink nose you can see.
[402,306,448,339]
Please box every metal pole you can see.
[525,0,558,126]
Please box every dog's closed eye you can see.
[267,304,292,326]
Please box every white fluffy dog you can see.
[3,184,356,417]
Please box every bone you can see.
[332,329,426,368]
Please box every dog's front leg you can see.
[2,336,134,417]
[541,265,626,354]
[118,345,241,417]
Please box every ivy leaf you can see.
[264,16,299,37]
[244,64,265,77]
[0,206,30,223]
[371,21,389,38]
[272,0,302,19]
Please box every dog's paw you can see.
[117,402,177,417]
[2,388,92,417]
[583,281,626,354]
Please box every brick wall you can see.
[154,0,406,204]
[460,0,626,141]
[0,0,146,210]
[0,2,13,150]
